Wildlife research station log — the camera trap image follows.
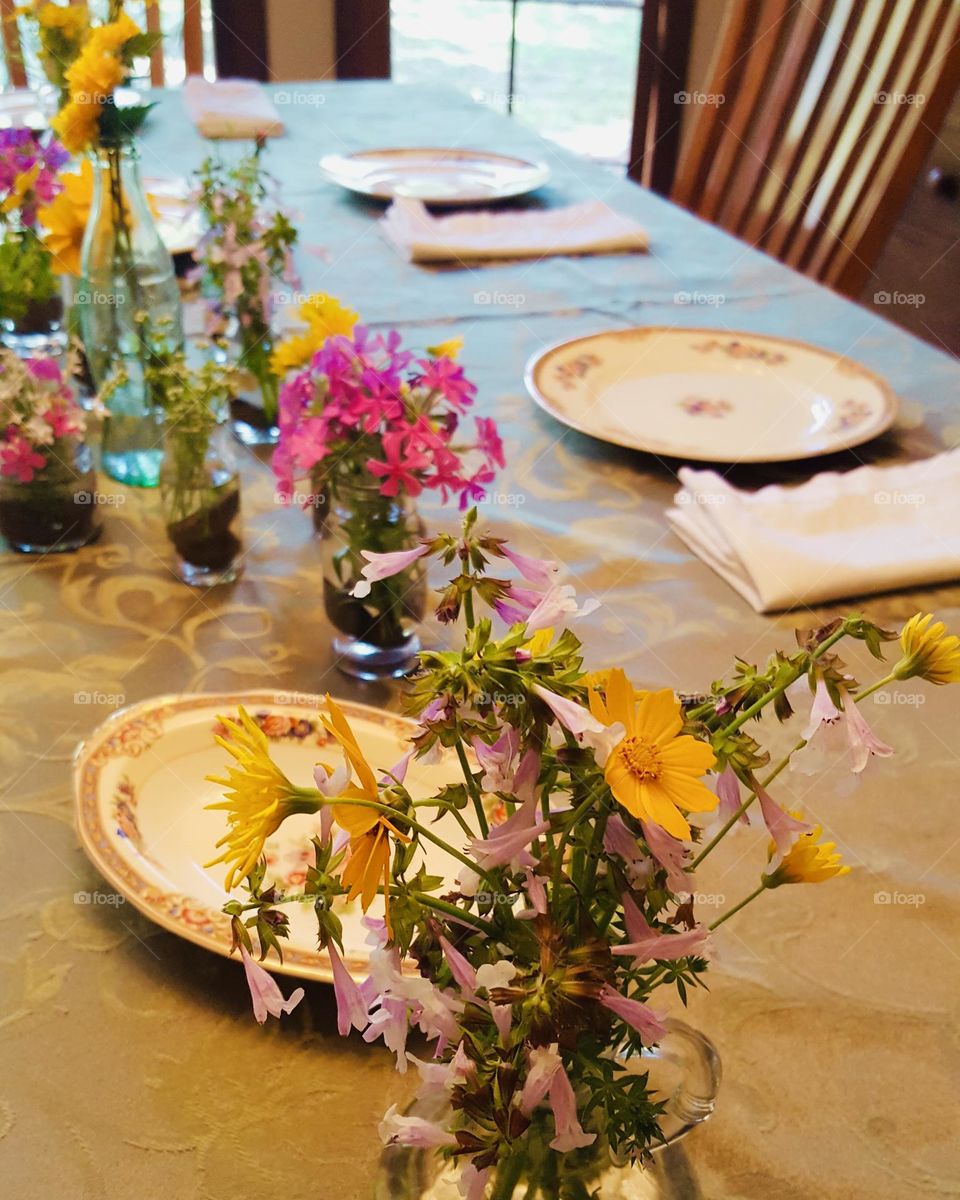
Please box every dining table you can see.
[2,80,959,1200]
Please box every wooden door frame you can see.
[334,0,391,79]
[628,0,696,192]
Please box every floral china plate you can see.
[73,692,461,983]
[319,147,550,205]
[525,327,898,463]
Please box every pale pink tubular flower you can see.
[640,819,692,895]
[469,792,551,871]
[548,1061,597,1151]
[614,895,710,965]
[531,684,605,737]
[329,941,370,1036]
[240,945,305,1024]
[440,935,479,996]
[471,725,520,792]
[757,786,811,865]
[501,544,558,585]
[715,764,749,826]
[519,1043,562,1114]
[803,675,841,740]
[843,695,893,773]
[598,984,668,1044]
[351,543,430,598]
[378,1103,457,1149]
[525,583,600,635]
[458,1163,491,1200]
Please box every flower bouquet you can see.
[273,322,503,678]
[207,511,959,1199]
[39,2,181,487]
[194,141,299,444]
[0,346,99,552]
[0,128,68,354]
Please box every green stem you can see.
[853,672,897,703]
[456,739,488,837]
[710,883,766,930]
[464,588,476,629]
[414,892,498,936]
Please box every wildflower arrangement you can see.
[195,141,299,426]
[270,291,359,377]
[207,510,959,1196]
[272,322,502,509]
[43,5,158,154]
[22,0,90,100]
[0,128,68,325]
[0,347,84,482]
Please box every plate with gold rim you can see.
[319,147,550,205]
[73,691,463,983]
[525,327,898,463]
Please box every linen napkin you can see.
[183,76,284,140]
[381,196,648,263]
[667,450,960,612]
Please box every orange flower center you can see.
[619,735,662,781]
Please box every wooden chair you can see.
[0,0,206,91]
[670,0,960,296]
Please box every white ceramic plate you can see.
[525,327,898,463]
[143,176,203,256]
[319,147,550,205]
[74,692,463,982]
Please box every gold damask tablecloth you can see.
[1,84,958,1200]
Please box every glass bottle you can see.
[79,138,183,488]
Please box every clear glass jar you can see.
[320,479,426,680]
[0,290,68,362]
[375,1021,721,1200]
[159,411,243,587]
[79,139,183,488]
[0,436,101,553]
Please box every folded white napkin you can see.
[183,76,284,140]
[381,197,648,263]
[667,450,960,612]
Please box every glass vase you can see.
[0,436,101,553]
[79,139,183,488]
[159,413,243,587]
[321,480,426,680]
[230,329,280,447]
[0,289,68,363]
[375,1021,721,1200]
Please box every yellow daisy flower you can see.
[38,160,92,276]
[588,669,716,840]
[205,707,320,890]
[426,336,463,360]
[1,163,41,214]
[270,293,359,376]
[51,98,101,155]
[894,613,960,685]
[320,696,409,926]
[763,824,850,888]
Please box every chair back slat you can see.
[183,0,203,77]
[145,0,165,86]
[1,0,27,88]
[672,0,960,295]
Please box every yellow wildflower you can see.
[51,97,101,155]
[205,707,320,890]
[320,696,409,926]
[763,824,850,887]
[427,336,463,360]
[588,669,716,840]
[37,2,88,34]
[270,293,359,375]
[1,163,40,214]
[894,613,960,685]
[65,41,124,105]
[38,160,92,275]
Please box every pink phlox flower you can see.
[548,1061,596,1151]
[471,724,520,792]
[598,984,667,1045]
[378,1104,456,1149]
[614,894,710,964]
[350,543,430,598]
[501,544,558,586]
[367,429,430,497]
